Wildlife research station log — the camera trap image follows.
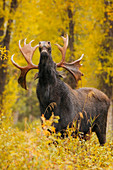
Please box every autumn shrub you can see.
[0,112,113,169]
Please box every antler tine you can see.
[19,39,28,62]
[19,39,22,50]
[24,38,27,45]
[61,35,68,49]
[29,39,34,46]
[56,34,68,67]
[76,54,84,62]
[70,54,84,65]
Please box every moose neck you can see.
[38,52,57,85]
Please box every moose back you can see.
[11,35,110,145]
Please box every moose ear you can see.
[34,72,39,80]
[56,71,66,79]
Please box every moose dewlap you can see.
[11,35,110,145]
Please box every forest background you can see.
[0,0,113,169]
[0,0,113,127]
[0,0,112,127]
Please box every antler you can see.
[11,39,39,90]
[55,34,84,83]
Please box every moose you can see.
[11,35,110,145]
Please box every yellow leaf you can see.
[79,112,83,119]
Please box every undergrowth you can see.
[0,112,113,169]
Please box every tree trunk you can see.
[97,1,112,97]
[103,0,113,130]
[0,0,6,103]
[0,0,18,111]
[68,7,75,60]
[65,6,77,88]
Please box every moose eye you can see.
[39,42,43,49]
[47,41,50,47]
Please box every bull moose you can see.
[11,35,110,145]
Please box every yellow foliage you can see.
[0,115,113,169]
[79,112,84,119]
[0,46,7,60]
[0,1,113,168]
